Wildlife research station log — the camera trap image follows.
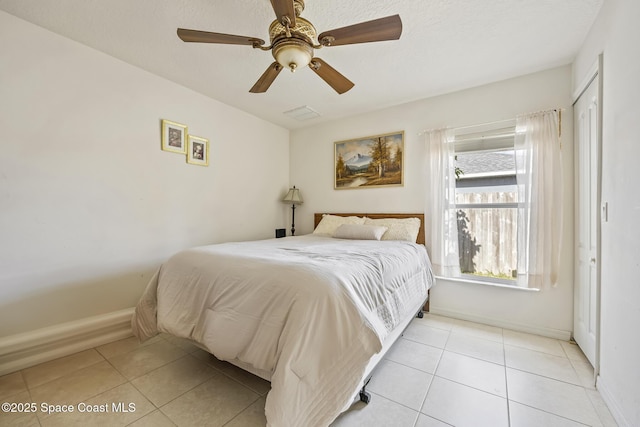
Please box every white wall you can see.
[0,11,290,338]
[573,0,640,425]
[290,65,575,337]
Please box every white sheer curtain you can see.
[424,128,460,277]
[515,110,563,288]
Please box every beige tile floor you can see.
[0,314,618,427]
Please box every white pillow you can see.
[333,224,388,240]
[364,217,421,242]
[313,214,365,236]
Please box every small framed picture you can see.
[187,135,209,166]
[161,119,187,154]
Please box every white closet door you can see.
[573,74,599,367]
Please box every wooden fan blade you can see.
[250,62,284,93]
[318,15,402,47]
[177,28,264,46]
[270,0,296,27]
[309,58,354,94]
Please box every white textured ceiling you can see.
[0,0,602,129]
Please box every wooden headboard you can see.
[313,213,426,246]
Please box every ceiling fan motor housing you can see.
[269,15,317,72]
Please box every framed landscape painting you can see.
[334,131,404,189]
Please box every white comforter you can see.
[132,235,433,426]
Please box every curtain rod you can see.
[419,108,565,137]
[418,117,516,136]
[517,107,565,117]
[451,118,516,132]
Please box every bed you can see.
[131,213,434,426]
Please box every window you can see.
[425,112,561,289]
[453,123,518,284]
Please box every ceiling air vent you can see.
[283,105,321,121]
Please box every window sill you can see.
[435,275,540,292]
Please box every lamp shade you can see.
[282,186,303,205]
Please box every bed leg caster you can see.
[359,390,371,404]
[416,311,424,318]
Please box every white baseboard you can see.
[0,308,134,376]
[430,307,572,341]
[597,374,631,427]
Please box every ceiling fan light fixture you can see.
[272,39,313,72]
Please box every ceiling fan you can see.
[177,0,402,94]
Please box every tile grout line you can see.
[108,335,266,425]
[428,371,507,400]
[139,355,264,426]
[220,394,264,427]
[505,335,599,424]
[502,328,511,427]
[439,347,505,367]
[560,345,610,427]
[361,390,423,421]
[413,327,447,423]
[92,340,194,425]
[508,400,593,427]
[25,371,43,427]
[200,357,270,396]
[31,366,130,425]
[506,365,592,389]
[21,349,107,392]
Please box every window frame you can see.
[452,121,520,286]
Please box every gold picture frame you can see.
[161,119,187,154]
[334,131,404,189]
[187,135,209,166]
